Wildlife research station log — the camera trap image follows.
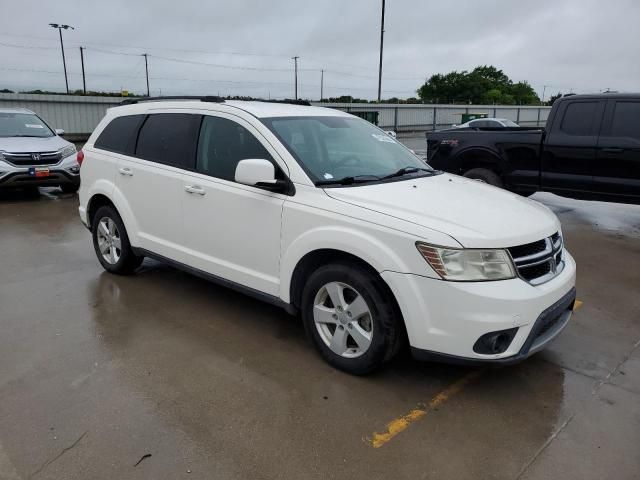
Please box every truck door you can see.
[541,99,605,195]
[594,99,640,203]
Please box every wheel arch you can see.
[86,186,140,246]
[454,147,505,175]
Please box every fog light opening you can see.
[473,328,518,355]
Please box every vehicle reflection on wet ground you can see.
[0,183,638,480]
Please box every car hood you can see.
[0,135,70,153]
[323,173,560,248]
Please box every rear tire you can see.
[301,262,402,375]
[463,168,503,188]
[91,205,143,275]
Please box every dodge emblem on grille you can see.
[31,153,41,162]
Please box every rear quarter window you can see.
[94,114,144,154]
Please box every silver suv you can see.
[0,108,80,193]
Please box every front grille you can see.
[508,232,564,285]
[535,311,564,340]
[2,151,62,166]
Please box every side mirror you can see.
[385,130,397,138]
[55,128,65,136]
[235,159,289,194]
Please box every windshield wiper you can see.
[316,175,381,186]
[380,166,434,180]
[11,134,47,138]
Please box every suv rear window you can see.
[560,102,597,136]
[94,115,144,154]
[135,114,201,168]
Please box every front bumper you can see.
[381,249,577,363]
[0,156,80,189]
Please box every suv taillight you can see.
[77,150,85,167]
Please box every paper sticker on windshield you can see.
[25,124,44,128]
[323,173,334,179]
[372,133,395,143]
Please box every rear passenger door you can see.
[541,99,605,194]
[594,100,640,202]
[117,112,201,262]
[181,113,287,296]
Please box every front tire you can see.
[91,206,143,275]
[301,262,402,375]
[463,167,503,187]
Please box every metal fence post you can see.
[394,106,398,132]
[493,107,497,117]
[432,107,437,131]
[516,107,520,123]
[536,108,541,127]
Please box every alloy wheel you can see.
[313,281,373,358]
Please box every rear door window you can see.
[94,115,144,154]
[560,102,598,136]
[135,113,201,169]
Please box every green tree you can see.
[417,66,540,105]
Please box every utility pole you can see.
[377,0,386,102]
[142,53,150,96]
[541,85,548,104]
[320,69,324,101]
[49,23,74,94]
[79,46,86,94]
[292,56,299,100]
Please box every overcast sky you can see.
[1,0,638,100]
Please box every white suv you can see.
[79,97,576,374]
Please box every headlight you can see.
[59,144,77,158]
[416,243,516,281]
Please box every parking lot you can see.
[1,138,639,479]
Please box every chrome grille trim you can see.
[2,151,62,166]
[508,233,564,286]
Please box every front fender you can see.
[279,225,419,303]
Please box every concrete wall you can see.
[0,93,552,138]
[0,93,121,140]
[315,103,551,131]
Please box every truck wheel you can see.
[92,206,143,275]
[463,168,503,188]
[300,262,402,375]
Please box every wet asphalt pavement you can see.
[1,158,639,479]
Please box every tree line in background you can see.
[416,66,541,105]
[1,66,564,105]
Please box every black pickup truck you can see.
[425,93,640,204]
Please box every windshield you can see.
[262,116,433,185]
[0,112,54,138]
[500,119,519,127]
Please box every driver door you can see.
[181,113,288,296]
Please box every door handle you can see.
[601,147,623,154]
[119,167,133,176]
[184,185,206,196]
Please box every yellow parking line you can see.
[366,369,484,448]
[574,300,583,311]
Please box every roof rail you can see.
[120,96,225,105]
[255,99,312,106]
